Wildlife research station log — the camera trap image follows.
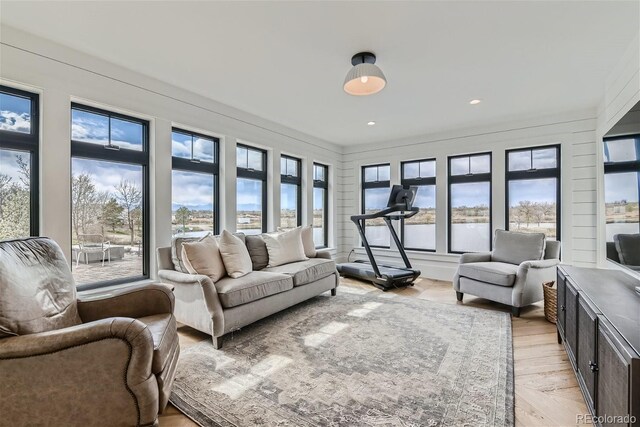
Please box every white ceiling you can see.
[1,1,638,146]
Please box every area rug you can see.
[170,286,514,426]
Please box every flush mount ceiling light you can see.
[343,52,387,96]
[469,99,482,105]
[367,121,376,126]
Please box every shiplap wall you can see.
[338,111,600,280]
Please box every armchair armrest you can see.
[519,258,560,270]
[0,318,159,426]
[459,252,492,264]
[158,269,205,285]
[315,250,332,259]
[77,283,174,323]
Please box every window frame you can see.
[313,162,329,248]
[70,102,150,291]
[505,144,561,240]
[400,158,436,252]
[0,85,40,237]
[361,163,391,249]
[447,152,493,254]
[603,134,640,238]
[236,143,268,233]
[171,127,220,235]
[280,154,302,228]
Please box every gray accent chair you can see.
[157,233,339,349]
[453,230,561,317]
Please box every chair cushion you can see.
[245,235,269,270]
[614,234,640,267]
[492,229,545,265]
[214,271,293,308]
[263,258,336,286]
[0,238,81,337]
[458,262,519,287]
[136,313,178,374]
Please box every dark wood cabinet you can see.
[557,266,640,427]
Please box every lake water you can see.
[365,223,490,252]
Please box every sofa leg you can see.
[456,292,464,302]
[557,330,562,345]
[512,306,521,317]
[331,288,337,296]
[213,336,223,349]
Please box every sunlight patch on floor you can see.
[339,286,373,295]
[212,354,292,399]
[347,301,383,317]
[303,321,349,347]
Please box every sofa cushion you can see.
[219,230,252,278]
[136,313,178,374]
[458,262,519,287]
[492,229,545,265]
[181,235,226,282]
[614,234,640,267]
[263,258,336,286]
[245,235,269,270]
[0,238,82,337]
[264,228,308,267]
[214,271,293,308]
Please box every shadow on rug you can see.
[170,286,514,426]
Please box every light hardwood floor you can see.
[159,277,587,427]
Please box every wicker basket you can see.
[542,281,557,324]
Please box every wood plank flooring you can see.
[159,277,587,427]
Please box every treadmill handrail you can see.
[351,204,419,222]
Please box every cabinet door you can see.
[565,279,578,368]
[557,270,566,336]
[577,296,598,412]
[597,320,631,427]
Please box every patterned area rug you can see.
[170,286,514,426]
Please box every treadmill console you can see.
[387,184,417,210]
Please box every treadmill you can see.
[337,185,421,291]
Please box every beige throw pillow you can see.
[263,228,308,267]
[181,235,226,282]
[300,225,317,258]
[218,230,253,278]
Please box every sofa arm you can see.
[315,250,332,259]
[0,318,158,426]
[77,283,175,323]
[459,252,492,264]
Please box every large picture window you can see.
[401,159,436,251]
[313,163,329,247]
[362,164,390,248]
[280,155,302,230]
[506,145,560,240]
[237,144,267,234]
[448,153,492,253]
[0,86,39,240]
[70,103,149,289]
[603,136,639,241]
[171,128,219,236]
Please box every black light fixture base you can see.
[351,52,376,66]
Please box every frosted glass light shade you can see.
[343,63,387,96]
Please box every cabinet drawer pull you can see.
[560,305,565,312]
[589,361,599,373]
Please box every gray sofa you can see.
[453,230,561,316]
[157,233,339,348]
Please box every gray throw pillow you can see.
[491,229,546,265]
[245,235,269,270]
[614,234,640,267]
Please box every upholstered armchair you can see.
[0,237,179,427]
[453,230,561,317]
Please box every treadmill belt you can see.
[338,262,417,279]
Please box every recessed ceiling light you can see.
[469,99,482,105]
[367,121,376,126]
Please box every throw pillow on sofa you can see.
[171,233,211,273]
[263,227,308,267]
[219,230,253,278]
[300,225,317,258]
[181,235,227,282]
